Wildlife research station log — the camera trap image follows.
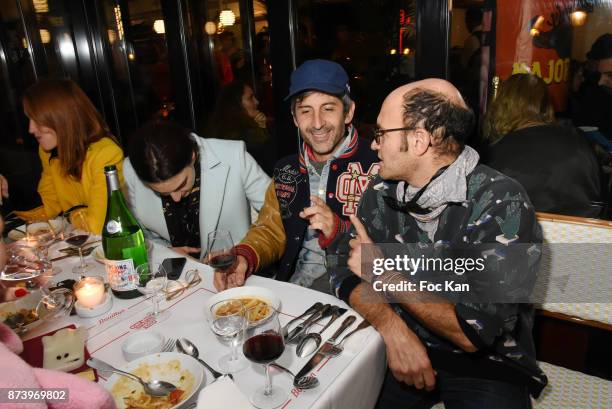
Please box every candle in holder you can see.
[74,276,105,308]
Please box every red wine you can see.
[66,234,89,247]
[209,254,236,269]
[243,333,284,364]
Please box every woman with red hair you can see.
[13,79,124,233]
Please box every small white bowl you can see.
[121,331,164,361]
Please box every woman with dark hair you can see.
[207,80,274,174]
[483,73,603,217]
[13,79,124,233]
[123,120,270,257]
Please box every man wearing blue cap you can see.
[213,59,379,293]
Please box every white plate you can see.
[205,286,281,323]
[0,289,44,333]
[8,219,63,242]
[104,352,204,409]
[7,226,26,241]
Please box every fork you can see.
[323,320,370,356]
[161,338,176,352]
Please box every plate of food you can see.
[7,225,26,242]
[104,352,203,409]
[0,289,44,333]
[7,219,63,243]
[205,286,281,325]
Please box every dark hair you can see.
[401,88,474,157]
[208,80,257,139]
[465,7,483,33]
[128,120,197,183]
[290,91,353,116]
[587,33,612,61]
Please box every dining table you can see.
[21,241,387,409]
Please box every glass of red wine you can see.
[65,212,93,276]
[243,307,288,408]
[205,230,237,285]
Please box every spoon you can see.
[281,302,323,340]
[176,338,228,380]
[87,357,176,397]
[270,363,319,389]
[296,306,341,357]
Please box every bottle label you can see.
[105,258,138,291]
[106,220,121,234]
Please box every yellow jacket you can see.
[16,137,124,234]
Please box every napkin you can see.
[196,376,253,409]
[21,324,96,380]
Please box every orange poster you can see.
[496,0,575,111]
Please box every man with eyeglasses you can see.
[328,79,547,408]
[213,59,379,293]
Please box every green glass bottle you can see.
[102,165,148,299]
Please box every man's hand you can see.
[213,255,248,291]
[170,246,201,257]
[0,174,9,205]
[347,215,375,279]
[299,196,335,238]
[379,313,436,391]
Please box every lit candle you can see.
[75,277,105,308]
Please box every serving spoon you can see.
[87,357,177,397]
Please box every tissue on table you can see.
[197,376,252,409]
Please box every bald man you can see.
[327,80,546,408]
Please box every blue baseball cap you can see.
[285,59,350,100]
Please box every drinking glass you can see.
[65,212,93,276]
[205,230,236,270]
[243,307,287,408]
[209,299,248,373]
[135,262,170,323]
[205,230,237,289]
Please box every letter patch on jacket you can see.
[274,165,303,219]
[336,162,379,215]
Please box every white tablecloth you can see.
[24,243,386,409]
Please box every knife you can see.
[295,315,356,379]
[285,304,331,343]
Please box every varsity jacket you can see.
[236,128,379,283]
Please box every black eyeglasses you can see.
[373,127,413,144]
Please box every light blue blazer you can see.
[123,134,270,253]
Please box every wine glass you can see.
[205,230,237,288]
[135,262,170,323]
[65,211,92,276]
[243,307,287,408]
[209,299,248,373]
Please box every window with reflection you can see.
[294,0,417,138]
[99,0,175,130]
[0,0,36,147]
[451,0,612,220]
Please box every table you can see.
[24,243,387,409]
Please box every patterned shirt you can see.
[329,163,548,397]
[161,158,201,255]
